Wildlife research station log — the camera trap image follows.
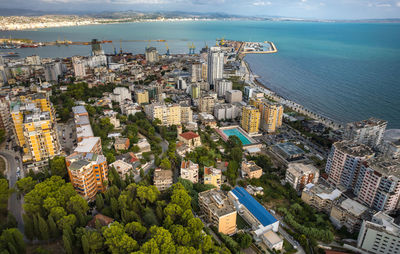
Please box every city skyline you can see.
[1,0,400,20]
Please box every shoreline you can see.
[242,57,344,130]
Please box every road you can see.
[0,148,24,233]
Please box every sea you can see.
[1,21,400,128]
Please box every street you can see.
[0,147,25,234]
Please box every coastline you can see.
[242,57,344,130]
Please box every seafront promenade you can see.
[243,58,344,130]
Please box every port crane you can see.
[188,42,196,55]
[165,42,170,56]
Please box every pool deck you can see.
[215,126,262,151]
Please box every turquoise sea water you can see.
[1,21,399,127]
[223,128,252,145]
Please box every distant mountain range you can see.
[0,8,399,23]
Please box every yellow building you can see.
[135,90,149,105]
[204,166,222,189]
[144,103,192,126]
[241,106,260,134]
[250,98,283,133]
[198,189,237,235]
[11,94,60,163]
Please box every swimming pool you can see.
[223,128,252,145]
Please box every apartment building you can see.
[198,95,215,114]
[134,89,149,105]
[250,98,283,133]
[241,161,263,179]
[225,90,242,103]
[66,152,108,200]
[285,163,319,192]
[354,157,400,213]
[145,47,159,63]
[180,160,199,183]
[0,97,11,136]
[357,212,400,254]
[153,168,173,191]
[330,198,369,233]
[345,118,387,148]
[144,103,191,126]
[301,183,342,213]
[180,104,193,124]
[215,79,232,98]
[10,94,60,166]
[325,140,374,190]
[198,189,237,235]
[241,106,260,134]
[204,166,222,188]
[74,137,102,155]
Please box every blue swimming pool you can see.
[223,128,252,145]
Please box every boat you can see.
[0,52,20,58]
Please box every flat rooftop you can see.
[287,163,318,176]
[347,118,387,129]
[274,142,305,156]
[304,183,342,201]
[199,189,236,217]
[340,198,368,217]
[74,137,100,153]
[72,105,88,115]
[333,140,374,158]
[230,187,277,227]
[367,157,400,178]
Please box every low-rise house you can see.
[180,160,199,183]
[110,160,134,179]
[285,163,319,192]
[261,231,283,251]
[330,198,370,233]
[198,189,237,235]
[87,214,114,228]
[301,183,342,213]
[153,168,173,191]
[241,161,263,179]
[137,138,151,153]
[204,166,222,188]
[114,137,130,151]
[178,131,201,149]
[246,185,264,196]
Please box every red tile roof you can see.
[179,131,199,140]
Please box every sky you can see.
[1,0,400,19]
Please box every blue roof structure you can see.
[230,187,277,227]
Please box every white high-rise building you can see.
[207,47,224,87]
[44,62,62,82]
[73,60,86,77]
[145,47,159,63]
[111,87,131,104]
[344,118,387,148]
[215,79,232,98]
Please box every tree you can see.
[0,179,11,214]
[236,232,252,249]
[38,214,49,241]
[49,156,68,178]
[103,222,138,254]
[85,230,104,253]
[96,194,104,211]
[160,158,172,170]
[57,214,77,231]
[125,221,147,239]
[23,214,35,240]
[47,214,59,238]
[0,228,26,254]
[137,185,160,204]
[170,184,191,211]
[16,177,36,194]
[82,234,89,254]
[63,233,73,254]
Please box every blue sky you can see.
[2,0,400,19]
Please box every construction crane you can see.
[188,42,196,55]
[165,42,170,56]
[119,39,123,54]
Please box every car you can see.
[17,167,20,173]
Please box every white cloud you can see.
[397,1,400,7]
[301,0,307,2]
[376,3,391,7]
[252,1,272,6]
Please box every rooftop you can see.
[287,163,318,177]
[304,183,342,201]
[72,105,88,115]
[365,157,400,178]
[74,137,100,153]
[243,161,262,172]
[230,187,277,227]
[262,230,282,245]
[334,140,374,158]
[347,118,387,129]
[154,168,173,180]
[204,167,221,176]
[179,131,199,140]
[340,198,368,217]
[274,142,305,156]
[199,189,236,217]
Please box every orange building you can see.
[66,152,108,200]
